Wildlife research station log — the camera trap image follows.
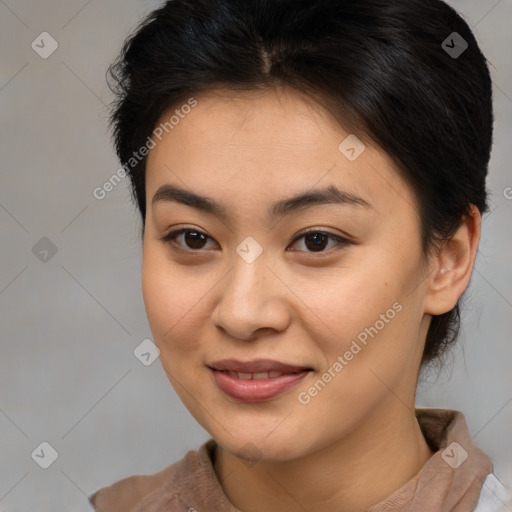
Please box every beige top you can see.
[89,408,509,511]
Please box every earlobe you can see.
[423,205,481,316]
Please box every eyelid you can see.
[291,226,351,243]
[287,228,351,254]
[159,226,218,253]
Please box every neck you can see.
[213,404,435,512]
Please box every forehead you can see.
[145,87,419,219]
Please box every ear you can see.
[423,204,481,316]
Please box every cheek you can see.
[308,266,397,339]
[141,245,208,355]
[307,254,420,369]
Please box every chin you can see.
[207,419,311,464]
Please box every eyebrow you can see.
[151,183,374,219]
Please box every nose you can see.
[210,250,291,341]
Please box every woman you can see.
[89,0,511,510]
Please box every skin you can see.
[142,86,481,512]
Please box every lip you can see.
[208,359,313,402]
[209,359,312,373]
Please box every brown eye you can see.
[304,232,329,252]
[160,228,216,251]
[288,230,350,254]
[183,231,208,250]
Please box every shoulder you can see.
[89,440,215,512]
[88,461,180,512]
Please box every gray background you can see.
[0,0,511,510]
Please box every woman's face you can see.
[142,87,433,462]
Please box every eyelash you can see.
[159,227,351,255]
